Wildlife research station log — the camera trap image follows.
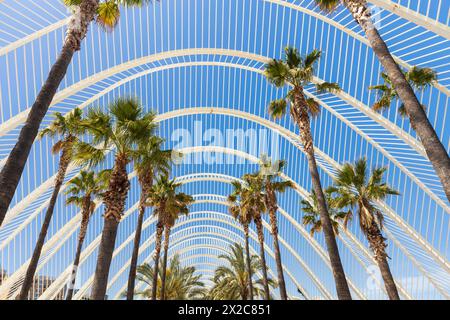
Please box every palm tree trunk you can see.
[91,154,130,300]
[16,146,72,300]
[125,196,146,300]
[292,93,352,300]
[66,196,91,300]
[366,221,400,300]
[254,214,270,300]
[266,190,287,300]
[243,223,254,300]
[151,220,164,300]
[345,0,450,201]
[0,0,100,226]
[160,225,171,300]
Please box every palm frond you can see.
[268,99,287,119]
[96,1,120,31]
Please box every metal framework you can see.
[0,0,449,300]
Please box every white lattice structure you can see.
[0,0,449,300]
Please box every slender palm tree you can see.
[208,243,277,300]
[0,0,152,224]
[145,175,193,300]
[265,47,352,300]
[329,158,400,300]
[125,137,175,300]
[370,67,437,119]
[313,0,450,201]
[74,98,156,300]
[240,174,270,300]
[257,155,293,300]
[64,169,110,300]
[160,192,194,300]
[228,180,255,300]
[135,255,205,300]
[301,189,348,236]
[17,108,83,300]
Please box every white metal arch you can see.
[2,145,442,299]
[0,0,447,99]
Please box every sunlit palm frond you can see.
[96,1,120,31]
[284,46,302,68]
[313,0,340,13]
[264,59,290,87]
[268,99,287,119]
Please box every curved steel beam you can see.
[2,144,442,300]
[0,0,446,96]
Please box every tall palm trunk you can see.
[366,220,400,300]
[243,223,254,300]
[125,195,146,300]
[66,195,92,300]
[253,214,270,300]
[160,226,171,300]
[292,91,352,300]
[0,0,100,225]
[265,188,287,300]
[16,144,73,300]
[151,220,164,300]
[345,0,450,201]
[91,154,130,300]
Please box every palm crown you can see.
[301,189,348,236]
[134,135,179,188]
[145,175,194,226]
[208,243,275,300]
[65,169,111,209]
[73,98,157,167]
[64,0,151,31]
[135,254,205,300]
[264,47,340,120]
[369,66,436,117]
[38,107,84,155]
[329,158,399,233]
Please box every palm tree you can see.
[329,158,400,300]
[125,136,175,300]
[264,47,352,300]
[301,189,348,236]
[17,108,83,300]
[135,255,205,300]
[240,174,270,300]
[160,192,194,300]
[75,98,156,300]
[313,0,450,202]
[370,67,437,119]
[257,155,294,300]
[0,0,152,224]
[145,175,193,300]
[228,180,255,300]
[208,243,277,300]
[64,169,110,300]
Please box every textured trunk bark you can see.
[125,199,146,300]
[91,154,130,300]
[266,188,287,300]
[160,226,171,300]
[243,224,254,300]
[345,0,450,201]
[66,195,91,300]
[292,91,352,300]
[151,221,164,300]
[0,0,100,225]
[90,218,119,300]
[16,145,72,300]
[254,214,270,300]
[366,220,400,300]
